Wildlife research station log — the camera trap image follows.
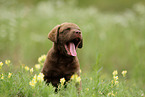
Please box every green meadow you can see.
[0,0,145,96]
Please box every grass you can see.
[0,1,145,96]
[0,56,144,97]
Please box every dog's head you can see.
[48,23,83,56]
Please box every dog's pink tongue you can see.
[69,42,77,56]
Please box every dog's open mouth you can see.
[64,38,81,56]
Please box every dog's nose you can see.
[75,31,81,34]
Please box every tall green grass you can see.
[0,57,144,97]
[0,1,145,93]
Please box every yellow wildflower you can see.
[5,60,11,66]
[37,73,44,82]
[79,69,82,73]
[0,62,3,69]
[122,70,127,77]
[113,76,118,81]
[1,73,4,79]
[25,66,30,71]
[76,76,81,83]
[5,60,11,64]
[107,91,115,96]
[115,80,119,85]
[60,78,65,85]
[33,74,37,81]
[30,68,34,74]
[35,64,41,70]
[71,74,78,80]
[0,62,3,66]
[86,88,89,91]
[29,81,35,87]
[29,79,37,88]
[8,72,12,78]
[108,92,111,96]
[71,74,81,83]
[112,70,118,76]
[111,80,114,84]
[38,55,46,63]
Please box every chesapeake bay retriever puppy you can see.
[41,23,83,91]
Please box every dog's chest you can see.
[55,56,78,71]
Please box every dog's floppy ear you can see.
[48,25,60,43]
[78,39,83,48]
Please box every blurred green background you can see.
[0,0,145,91]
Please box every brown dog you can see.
[41,23,83,91]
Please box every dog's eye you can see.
[65,28,71,31]
[61,28,71,34]
[64,28,71,32]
